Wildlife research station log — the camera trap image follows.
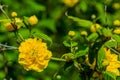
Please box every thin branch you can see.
[0,44,18,51]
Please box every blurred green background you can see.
[0,0,120,80]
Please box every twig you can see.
[0,43,18,51]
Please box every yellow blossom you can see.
[103,48,120,76]
[62,0,79,7]
[11,12,17,17]
[5,23,21,31]
[80,31,88,36]
[68,31,75,36]
[90,24,101,32]
[18,38,52,72]
[28,15,38,26]
[4,18,22,31]
[113,20,120,26]
[113,28,120,34]
[113,3,120,9]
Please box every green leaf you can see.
[87,33,99,42]
[74,47,88,58]
[63,40,71,47]
[32,30,52,45]
[112,34,120,43]
[97,46,106,69]
[103,71,116,80]
[78,1,87,12]
[105,40,117,48]
[67,15,93,28]
[71,42,78,47]
[102,28,112,37]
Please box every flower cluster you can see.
[103,48,120,76]
[18,38,52,72]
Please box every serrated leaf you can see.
[32,31,52,45]
[67,15,93,28]
[103,71,116,80]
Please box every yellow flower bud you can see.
[113,20,120,26]
[113,3,120,9]
[80,31,88,36]
[28,15,38,26]
[4,23,21,32]
[90,24,101,32]
[11,12,17,17]
[113,28,120,34]
[62,0,79,7]
[68,31,75,36]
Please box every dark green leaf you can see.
[74,47,88,58]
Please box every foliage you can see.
[0,0,120,80]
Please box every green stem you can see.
[51,57,66,62]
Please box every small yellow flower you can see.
[113,20,120,26]
[103,48,120,76]
[113,28,120,34]
[28,15,38,26]
[5,23,20,31]
[18,38,52,72]
[62,0,79,7]
[80,31,88,36]
[11,12,17,17]
[113,3,120,9]
[90,24,101,32]
[4,18,22,31]
[68,31,75,36]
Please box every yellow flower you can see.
[113,28,120,34]
[85,55,96,70]
[68,31,75,36]
[4,18,22,31]
[11,12,17,17]
[5,23,21,32]
[113,20,120,26]
[113,3,120,9]
[62,0,79,7]
[90,24,101,32]
[80,31,88,36]
[28,15,38,26]
[18,38,52,72]
[103,48,120,76]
